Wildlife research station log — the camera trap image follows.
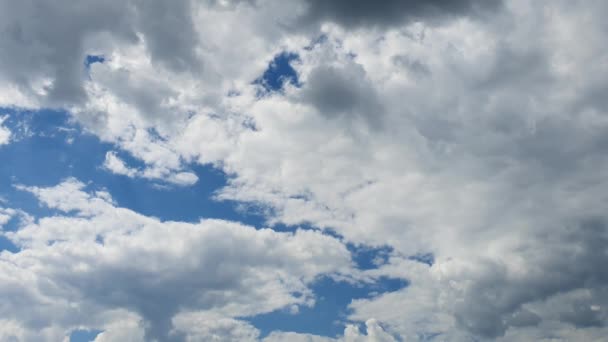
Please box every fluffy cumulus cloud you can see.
[1,179,351,341]
[2,0,608,341]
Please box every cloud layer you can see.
[2,0,608,340]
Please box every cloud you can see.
[298,0,503,29]
[347,220,608,339]
[132,0,201,73]
[207,5,608,337]
[299,62,384,128]
[171,312,260,342]
[102,151,198,186]
[103,151,138,178]
[263,319,397,342]
[3,178,352,341]
[0,115,11,145]
[92,314,145,342]
[342,319,397,342]
[0,0,133,105]
[0,207,16,227]
[0,0,205,107]
[174,314,400,342]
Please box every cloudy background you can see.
[1,0,608,341]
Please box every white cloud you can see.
[0,115,11,145]
[171,312,260,342]
[263,319,397,342]
[103,151,198,186]
[2,178,352,341]
[343,319,397,342]
[0,208,15,227]
[92,313,145,342]
[103,151,138,177]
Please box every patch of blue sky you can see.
[254,52,301,94]
[0,233,18,253]
[0,108,263,247]
[249,226,407,337]
[248,275,408,339]
[271,222,338,235]
[84,54,105,69]
[350,244,393,270]
[70,329,103,342]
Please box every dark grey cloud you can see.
[0,1,136,104]
[92,67,179,124]
[392,54,431,78]
[0,0,200,107]
[507,308,542,328]
[474,44,553,91]
[453,219,608,338]
[300,0,503,29]
[134,0,201,73]
[300,63,384,128]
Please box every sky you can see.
[0,0,608,341]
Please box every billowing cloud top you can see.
[1,0,608,341]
